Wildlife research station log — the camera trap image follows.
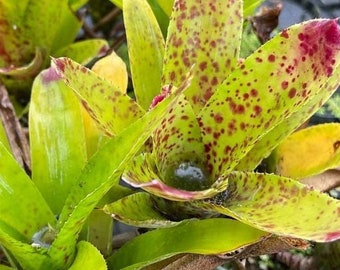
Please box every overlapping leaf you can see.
[45,68,192,268]
[271,123,340,178]
[52,57,145,136]
[236,60,340,171]
[196,171,340,242]
[30,67,87,214]
[54,39,109,66]
[107,218,268,270]
[162,0,242,112]
[103,192,179,228]
[198,19,340,179]
[152,95,206,189]
[124,0,165,109]
[123,153,228,201]
[68,241,107,270]
[0,142,55,243]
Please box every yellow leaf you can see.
[91,51,128,93]
[274,123,340,178]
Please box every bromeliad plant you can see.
[51,0,340,268]
[2,0,340,269]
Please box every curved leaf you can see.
[68,241,107,270]
[124,0,165,109]
[103,192,179,228]
[0,229,53,270]
[107,218,267,270]
[46,72,192,268]
[152,94,207,190]
[197,171,340,242]
[52,57,145,136]
[0,141,55,243]
[244,0,265,18]
[198,19,340,179]
[30,67,87,214]
[236,60,340,171]
[272,123,340,178]
[91,51,127,92]
[123,153,228,201]
[54,39,109,65]
[162,0,242,112]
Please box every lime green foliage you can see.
[68,241,107,270]
[107,218,267,270]
[54,0,340,268]
[30,69,87,214]
[1,0,340,269]
[123,0,165,109]
[0,0,108,95]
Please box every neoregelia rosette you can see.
[53,0,340,264]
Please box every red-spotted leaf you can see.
[52,57,145,136]
[271,123,340,178]
[123,153,228,201]
[107,218,268,270]
[198,19,340,179]
[162,0,242,112]
[46,70,192,268]
[124,0,165,110]
[152,94,208,191]
[236,61,340,171]
[103,192,179,228]
[197,171,340,242]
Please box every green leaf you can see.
[243,0,265,18]
[157,0,173,16]
[0,0,32,67]
[107,218,268,270]
[162,0,242,112]
[23,1,80,53]
[46,75,190,268]
[124,0,165,110]
[52,57,145,136]
[236,59,340,171]
[103,192,179,228]
[0,229,53,270]
[0,141,55,243]
[30,67,87,214]
[198,19,340,179]
[197,171,340,242]
[0,47,44,78]
[271,123,340,178]
[68,241,107,270]
[68,0,89,11]
[54,39,109,65]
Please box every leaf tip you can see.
[41,66,62,85]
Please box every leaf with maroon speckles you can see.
[124,0,165,110]
[271,123,340,179]
[103,192,179,228]
[153,94,209,191]
[198,19,340,180]
[52,57,145,136]
[123,153,228,201]
[197,171,340,242]
[162,0,242,112]
[48,75,189,268]
[236,62,340,171]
